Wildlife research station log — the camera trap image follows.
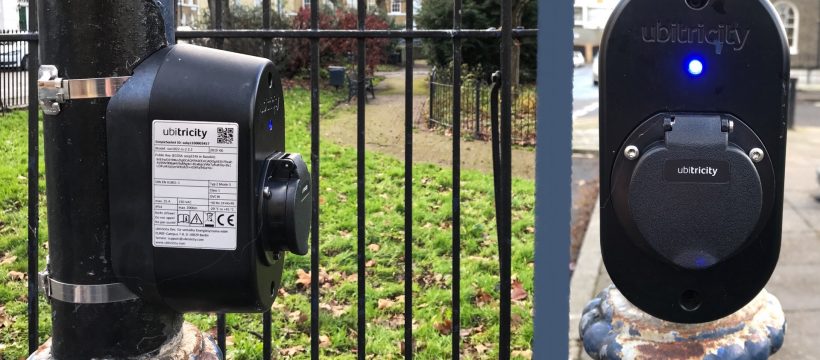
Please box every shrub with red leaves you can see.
[286,7,390,76]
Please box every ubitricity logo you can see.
[641,22,750,54]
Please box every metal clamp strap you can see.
[38,271,139,304]
[37,65,131,115]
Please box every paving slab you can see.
[773,310,820,360]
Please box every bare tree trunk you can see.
[208,0,232,29]
[511,40,521,88]
[376,0,388,14]
[509,0,531,88]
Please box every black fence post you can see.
[26,2,40,353]
[429,67,436,128]
[37,1,183,357]
[474,79,481,139]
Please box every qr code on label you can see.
[217,127,234,144]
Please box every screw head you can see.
[749,148,765,163]
[263,186,272,199]
[624,145,640,160]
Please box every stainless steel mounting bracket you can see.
[38,269,139,304]
[37,65,131,115]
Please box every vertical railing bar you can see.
[474,80,481,139]
[262,0,271,60]
[217,313,227,357]
[263,311,272,360]
[428,68,435,128]
[356,0,367,358]
[451,0,462,357]
[214,0,224,49]
[10,36,14,108]
[309,0,321,358]
[499,0,513,356]
[262,0,273,357]
[404,0,414,357]
[26,1,40,353]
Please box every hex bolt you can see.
[749,148,765,163]
[624,145,640,160]
[721,119,734,132]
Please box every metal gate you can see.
[1,0,537,358]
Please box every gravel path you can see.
[322,67,537,179]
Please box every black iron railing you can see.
[0,29,31,111]
[428,68,537,145]
[0,0,537,357]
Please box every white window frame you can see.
[304,0,311,8]
[774,1,799,55]
[390,0,403,14]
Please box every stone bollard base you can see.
[580,285,786,360]
[28,322,222,360]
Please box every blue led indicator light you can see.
[688,59,704,76]
[267,119,274,131]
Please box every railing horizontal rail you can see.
[1,29,539,43]
[176,29,537,39]
[0,33,38,41]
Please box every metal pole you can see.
[499,0,513,356]
[26,0,39,354]
[37,1,182,358]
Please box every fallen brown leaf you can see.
[512,349,533,359]
[319,335,332,348]
[0,307,12,328]
[378,298,395,310]
[460,324,485,338]
[0,253,16,265]
[295,269,311,288]
[475,288,493,306]
[319,302,350,317]
[433,318,452,335]
[280,345,305,356]
[365,260,376,267]
[367,243,380,252]
[6,271,26,281]
[511,280,528,301]
[288,310,307,324]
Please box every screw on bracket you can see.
[749,148,765,163]
[624,145,640,160]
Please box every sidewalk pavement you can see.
[568,126,820,360]
[572,115,598,153]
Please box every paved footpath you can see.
[568,126,820,360]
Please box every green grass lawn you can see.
[0,88,534,359]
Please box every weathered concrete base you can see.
[580,285,786,360]
[28,322,222,360]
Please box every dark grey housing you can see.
[106,44,310,313]
[599,0,789,323]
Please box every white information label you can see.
[152,120,238,250]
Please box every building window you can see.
[18,5,27,30]
[304,0,311,7]
[574,7,583,26]
[774,1,799,55]
[391,0,402,13]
